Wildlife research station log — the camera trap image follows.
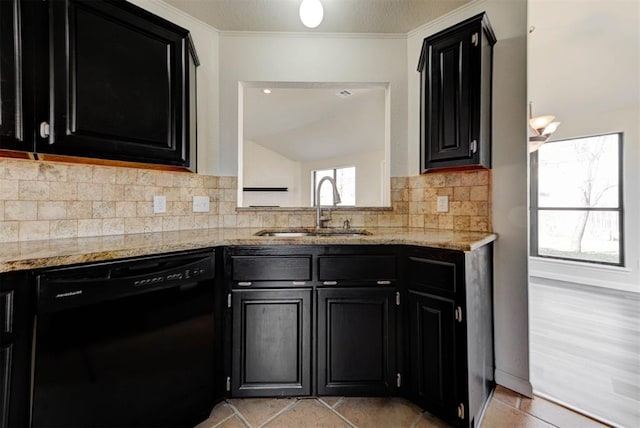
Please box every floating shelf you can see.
[243,187,288,192]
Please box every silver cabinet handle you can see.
[323,281,337,285]
[377,280,391,285]
[237,281,252,286]
[292,281,306,286]
[40,121,50,139]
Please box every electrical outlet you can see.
[153,195,166,214]
[192,196,210,213]
[437,195,449,213]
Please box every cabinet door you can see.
[317,287,397,396]
[0,0,22,149]
[406,289,457,422]
[231,289,311,397]
[40,0,191,166]
[0,272,31,428]
[423,24,475,168]
[419,13,495,172]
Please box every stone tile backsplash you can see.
[0,158,491,242]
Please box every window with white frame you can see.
[530,133,624,266]
[312,167,356,206]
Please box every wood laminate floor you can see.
[530,279,640,427]
[196,386,608,427]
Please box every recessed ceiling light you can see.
[263,89,271,94]
[336,90,352,98]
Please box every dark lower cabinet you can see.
[316,287,397,396]
[231,289,311,397]
[404,245,494,428]
[406,289,457,420]
[0,272,32,428]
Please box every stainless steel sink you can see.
[255,229,371,237]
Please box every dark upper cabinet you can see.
[0,0,24,150]
[1,0,198,168]
[231,289,311,397]
[418,13,496,172]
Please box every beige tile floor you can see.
[196,386,610,428]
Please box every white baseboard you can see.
[495,370,533,397]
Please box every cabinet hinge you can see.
[396,292,400,306]
[39,121,50,139]
[455,306,463,322]
[470,139,478,154]
[226,376,231,392]
[227,293,231,308]
[471,32,479,46]
[457,403,465,419]
[396,373,401,388]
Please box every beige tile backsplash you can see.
[0,158,492,242]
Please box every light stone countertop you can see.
[0,227,497,273]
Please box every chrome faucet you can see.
[315,176,341,229]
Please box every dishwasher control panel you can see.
[36,250,215,313]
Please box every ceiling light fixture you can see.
[262,88,271,94]
[299,0,323,29]
[529,102,560,152]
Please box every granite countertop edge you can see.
[0,227,497,273]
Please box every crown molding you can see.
[407,0,488,38]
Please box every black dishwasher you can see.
[32,249,217,428]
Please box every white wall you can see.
[242,141,302,207]
[300,151,385,206]
[407,0,531,395]
[528,0,640,290]
[127,0,220,175]
[218,32,408,176]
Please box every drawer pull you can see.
[377,280,391,285]
[323,281,337,286]
[292,281,306,286]
[237,281,252,286]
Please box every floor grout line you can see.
[316,397,358,427]
[408,410,424,428]
[256,398,301,428]
[224,400,254,428]
[211,412,237,428]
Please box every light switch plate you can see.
[436,195,449,213]
[193,196,210,213]
[153,195,166,214]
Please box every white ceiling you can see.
[243,85,386,162]
[163,0,470,33]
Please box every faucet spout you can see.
[315,176,342,229]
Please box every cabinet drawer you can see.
[318,255,397,283]
[0,291,13,334]
[407,256,457,293]
[231,256,312,283]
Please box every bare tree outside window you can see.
[531,133,623,265]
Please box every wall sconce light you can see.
[529,102,560,152]
[299,0,323,28]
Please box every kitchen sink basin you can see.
[255,229,371,237]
